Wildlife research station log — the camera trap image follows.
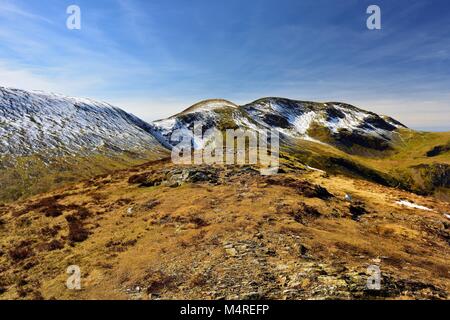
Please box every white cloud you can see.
[355,98,450,130]
[109,96,187,122]
[0,61,59,92]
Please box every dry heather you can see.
[0,158,449,300]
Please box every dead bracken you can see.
[1,160,449,300]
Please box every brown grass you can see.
[0,160,448,300]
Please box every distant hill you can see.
[0,87,169,202]
[0,88,448,202]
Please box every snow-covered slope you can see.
[0,87,408,161]
[153,99,256,143]
[243,98,405,135]
[152,97,407,152]
[0,87,168,158]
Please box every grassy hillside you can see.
[0,149,169,204]
[284,129,450,200]
[1,127,448,205]
[0,159,448,300]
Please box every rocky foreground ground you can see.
[0,158,449,299]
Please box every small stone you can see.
[283,289,297,295]
[148,293,161,300]
[276,264,289,271]
[259,183,268,188]
[255,233,264,239]
[225,248,238,256]
[289,278,311,289]
[299,244,309,257]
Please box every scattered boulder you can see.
[128,171,164,187]
[129,167,220,187]
[350,203,367,221]
[299,244,310,258]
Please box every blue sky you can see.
[0,0,449,130]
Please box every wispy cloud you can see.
[0,0,449,129]
[0,0,53,24]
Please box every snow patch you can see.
[292,112,315,135]
[395,200,434,212]
[305,165,326,173]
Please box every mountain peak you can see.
[0,86,166,157]
[153,96,409,155]
[176,99,238,116]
